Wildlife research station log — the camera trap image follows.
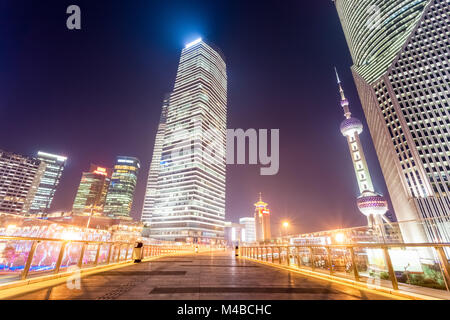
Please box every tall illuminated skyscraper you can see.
[141,97,169,225]
[72,165,112,215]
[30,151,67,214]
[0,150,46,215]
[104,156,140,217]
[335,69,389,230]
[334,0,450,243]
[147,38,227,243]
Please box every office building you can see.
[29,151,67,214]
[334,0,450,243]
[104,156,140,217]
[147,38,227,243]
[254,194,271,242]
[239,217,256,243]
[141,98,169,225]
[72,165,112,215]
[0,150,46,215]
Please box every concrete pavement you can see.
[9,251,393,300]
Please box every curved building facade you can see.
[145,39,227,244]
[334,0,450,243]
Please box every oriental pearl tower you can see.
[335,68,389,231]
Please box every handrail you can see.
[0,235,196,286]
[241,242,450,297]
[243,242,450,248]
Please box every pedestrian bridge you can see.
[0,236,449,300]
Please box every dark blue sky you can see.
[0,0,392,234]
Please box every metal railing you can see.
[0,235,194,285]
[241,243,450,298]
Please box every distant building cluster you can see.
[0,150,64,216]
[0,149,140,221]
[2,0,450,247]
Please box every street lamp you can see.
[282,221,289,242]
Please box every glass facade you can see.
[0,150,46,215]
[146,39,227,243]
[239,217,256,243]
[104,156,140,217]
[29,151,67,214]
[72,165,112,215]
[335,0,450,243]
[141,98,169,225]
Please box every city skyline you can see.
[0,0,449,304]
[1,1,391,234]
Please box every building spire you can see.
[334,67,351,118]
[259,192,262,202]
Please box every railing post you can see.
[435,246,450,291]
[54,241,67,274]
[278,247,281,264]
[326,247,333,274]
[21,240,38,280]
[296,246,301,268]
[106,243,113,264]
[116,243,122,261]
[126,244,131,260]
[78,242,87,268]
[309,247,315,270]
[94,243,101,266]
[286,247,290,266]
[348,247,360,281]
[383,247,398,290]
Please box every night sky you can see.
[0,0,392,235]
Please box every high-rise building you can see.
[334,0,450,243]
[254,194,271,242]
[224,221,245,246]
[147,38,227,243]
[104,156,140,217]
[141,97,169,225]
[29,151,67,214]
[72,165,112,215]
[335,69,389,231]
[0,150,46,215]
[239,217,256,243]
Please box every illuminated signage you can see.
[93,167,107,176]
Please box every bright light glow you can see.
[118,159,135,164]
[6,224,17,230]
[38,151,67,162]
[335,232,345,243]
[231,227,236,241]
[283,222,289,228]
[61,230,81,241]
[185,38,202,48]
